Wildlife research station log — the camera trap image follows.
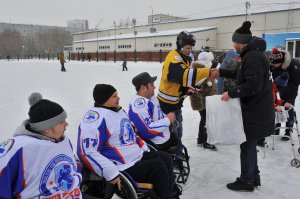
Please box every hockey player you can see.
[77,84,181,199]
[157,31,217,154]
[129,72,177,150]
[0,93,82,198]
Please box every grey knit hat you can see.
[232,21,252,44]
[28,93,67,132]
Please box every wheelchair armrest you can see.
[136,182,153,189]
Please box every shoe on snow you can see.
[202,143,217,151]
[227,178,254,192]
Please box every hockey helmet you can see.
[176,31,196,49]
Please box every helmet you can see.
[176,31,196,49]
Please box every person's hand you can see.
[221,91,230,101]
[187,86,198,95]
[284,102,292,109]
[275,106,283,112]
[210,68,219,79]
[166,112,176,123]
[109,176,121,190]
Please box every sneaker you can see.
[227,178,254,192]
[202,143,217,151]
[281,132,290,141]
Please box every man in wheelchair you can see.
[128,72,190,184]
[77,84,181,199]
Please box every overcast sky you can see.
[0,0,298,29]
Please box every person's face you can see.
[103,91,120,107]
[233,42,246,54]
[270,63,282,68]
[144,82,155,99]
[46,120,68,141]
[181,45,193,56]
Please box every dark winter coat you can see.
[270,51,300,105]
[220,37,275,140]
[189,62,217,111]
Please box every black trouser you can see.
[122,65,128,71]
[240,139,260,184]
[61,62,66,71]
[125,151,173,199]
[198,110,208,144]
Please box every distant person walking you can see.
[59,52,66,72]
[122,59,128,71]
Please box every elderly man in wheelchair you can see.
[128,72,190,184]
[77,84,181,199]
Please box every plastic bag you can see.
[206,95,246,145]
[275,109,289,123]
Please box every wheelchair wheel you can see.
[298,147,300,154]
[114,173,138,199]
[290,158,300,168]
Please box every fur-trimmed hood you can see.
[280,50,292,70]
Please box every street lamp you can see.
[113,21,117,63]
[96,29,99,62]
[245,1,251,20]
[132,18,137,62]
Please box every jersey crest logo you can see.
[0,139,14,158]
[134,98,146,108]
[174,56,182,61]
[39,154,78,197]
[120,119,135,146]
[83,110,99,123]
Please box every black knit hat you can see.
[232,21,252,44]
[28,93,67,132]
[269,48,284,64]
[93,84,117,105]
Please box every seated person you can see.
[129,72,177,151]
[77,84,179,199]
[0,93,82,198]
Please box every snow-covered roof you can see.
[73,27,216,43]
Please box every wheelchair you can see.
[81,168,158,199]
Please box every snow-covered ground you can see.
[0,60,299,199]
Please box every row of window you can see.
[75,47,84,50]
[154,43,172,48]
[99,46,110,49]
[76,43,172,50]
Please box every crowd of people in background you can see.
[1,20,300,198]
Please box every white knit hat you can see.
[198,52,214,68]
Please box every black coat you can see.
[270,52,300,105]
[220,37,275,140]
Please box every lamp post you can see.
[132,18,137,62]
[22,45,25,59]
[96,29,99,62]
[245,1,251,20]
[113,21,117,63]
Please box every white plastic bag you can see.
[275,109,289,123]
[206,95,246,145]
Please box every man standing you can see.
[157,31,214,154]
[213,21,275,191]
[59,52,66,72]
[129,72,176,150]
[122,59,128,71]
[269,48,300,141]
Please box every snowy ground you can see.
[0,60,299,199]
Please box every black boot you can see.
[227,178,254,192]
[202,143,217,151]
[235,175,260,187]
[257,138,266,147]
[281,131,291,141]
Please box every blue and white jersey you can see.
[129,95,171,145]
[77,106,148,182]
[0,123,82,199]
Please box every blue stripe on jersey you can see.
[98,118,125,164]
[0,148,24,198]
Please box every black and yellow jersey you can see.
[158,49,210,112]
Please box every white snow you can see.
[0,60,299,199]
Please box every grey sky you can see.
[0,0,298,29]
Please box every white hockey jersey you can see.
[0,121,82,199]
[77,106,148,182]
[129,95,171,144]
